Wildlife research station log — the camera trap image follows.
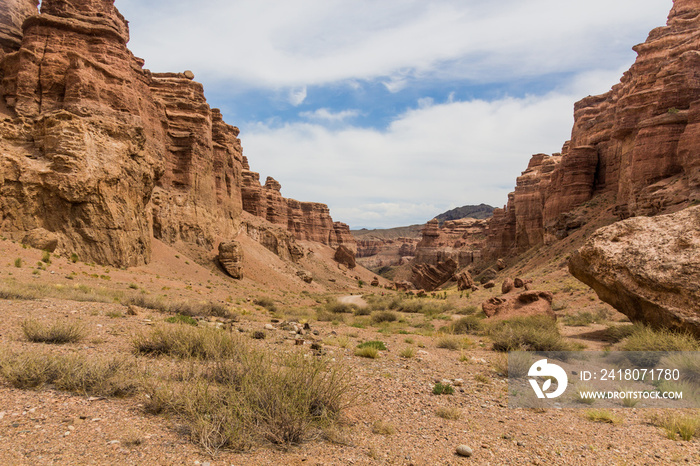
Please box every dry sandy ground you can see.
[0,238,698,465]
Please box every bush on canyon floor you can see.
[123,294,233,318]
[253,296,277,313]
[432,382,454,395]
[143,344,356,453]
[488,315,572,352]
[0,349,140,397]
[133,325,239,360]
[603,323,641,343]
[585,409,622,425]
[21,319,87,344]
[443,315,484,334]
[651,413,700,441]
[371,310,398,324]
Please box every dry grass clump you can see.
[354,347,379,359]
[585,409,622,425]
[0,282,115,303]
[487,316,571,352]
[436,336,469,351]
[435,406,461,420]
[371,420,396,435]
[621,325,700,367]
[144,346,356,453]
[123,295,233,318]
[21,319,87,344]
[443,315,484,334]
[371,310,398,324]
[253,296,277,313]
[563,310,608,327]
[0,349,140,397]
[399,347,415,359]
[132,325,238,360]
[651,413,700,441]
[603,323,640,343]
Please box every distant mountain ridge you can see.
[434,204,494,224]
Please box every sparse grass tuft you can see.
[435,406,461,420]
[41,250,51,264]
[165,314,199,326]
[436,336,468,351]
[603,323,639,343]
[622,325,699,367]
[354,347,379,359]
[371,420,395,435]
[21,319,87,344]
[14,258,22,268]
[399,347,415,359]
[357,340,387,351]
[651,413,700,441]
[585,409,622,425]
[254,297,277,313]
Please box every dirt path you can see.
[337,294,368,308]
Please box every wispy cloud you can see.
[299,108,360,123]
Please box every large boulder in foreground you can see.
[569,206,700,337]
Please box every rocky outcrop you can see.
[456,270,475,291]
[334,245,356,269]
[569,205,700,337]
[482,291,555,321]
[0,0,164,266]
[218,241,244,279]
[242,220,305,263]
[410,257,458,292]
[241,164,355,251]
[0,0,350,267]
[355,236,418,269]
[0,0,38,56]
[485,0,700,258]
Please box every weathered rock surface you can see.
[501,278,514,294]
[355,236,418,269]
[296,270,313,283]
[242,219,305,263]
[456,270,474,291]
[410,257,458,292]
[334,245,356,269]
[569,205,700,337]
[482,291,555,321]
[0,0,38,56]
[22,228,58,252]
[218,241,244,279]
[241,165,356,252]
[485,1,700,258]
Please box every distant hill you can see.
[351,224,423,240]
[434,204,494,224]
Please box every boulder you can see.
[218,241,244,279]
[482,291,555,321]
[479,268,497,284]
[501,278,514,294]
[296,270,313,283]
[22,228,59,252]
[371,277,380,287]
[496,259,506,270]
[334,245,356,269]
[569,206,700,337]
[483,281,495,289]
[456,270,475,291]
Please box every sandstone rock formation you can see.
[355,236,418,270]
[482,291,555,321]
[501,278,514,294]
[456,270,474,291]
[569,205,700,337]
[241,164,355,252]
[242,219,305,263]
[0,0,352,267]
[22,228,58,252]
[484,0,700,258]
[334,245,356,269]
[409,218,487,290]
[296,270,313,283]
[218,241,244,279]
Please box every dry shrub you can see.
[435,406,461,420]
[132,325,238,360]
[0,349,140,397]
[487,316,571,352]
[444,315,483,334]
[371,310,398,324]
[21,319,87,344]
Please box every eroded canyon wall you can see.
[0,0,353,266]
[485,0,700,258]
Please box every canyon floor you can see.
[0,238,698,466]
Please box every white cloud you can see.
[116,0,672,89]
[243,89,578,228]
[288,87,307,106]
[299,108,360,123]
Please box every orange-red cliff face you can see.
[486,0,700,259]
[0,0,352,266]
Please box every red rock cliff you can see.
[0,0,352,265]
[486,0,700,258]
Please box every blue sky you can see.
[114,0,673,229]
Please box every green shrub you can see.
[41,250,51,264]
[432,382,454,395]
[357,340,387,351]
[254,297,277,313]
[14,258,22,268]
[165,314,199,326]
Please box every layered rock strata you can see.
[569,205,700,337]
[0,0,351,266]
[485,0,700,258]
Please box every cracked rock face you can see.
[569,205,700,337]
[218,241,244,279]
